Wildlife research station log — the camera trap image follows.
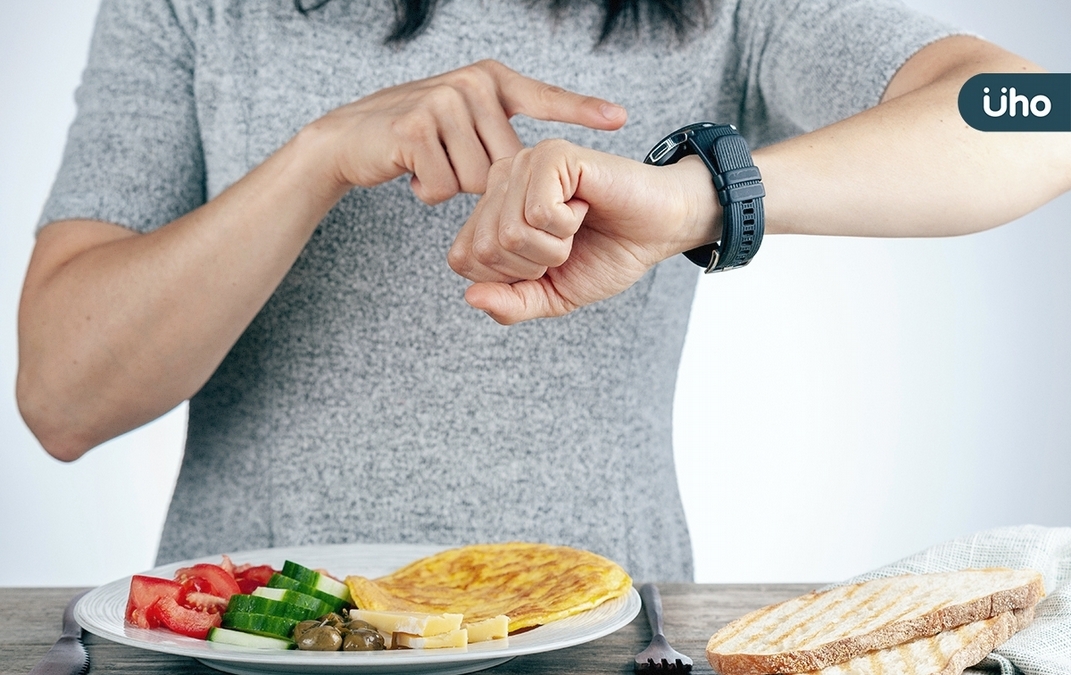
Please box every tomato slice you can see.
[175,563,242,600]
[155,596,222,639]
[218,554,237,578]
[234,564,276,594]
[183,591,229,614]
[125,575,183,629]
[126,559,274,639]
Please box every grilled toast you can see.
[804,605,1035,675]
[706,568,1044,675]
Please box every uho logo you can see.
[959,73,1070,132]
[982,87,1051,118]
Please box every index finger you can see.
[481,61,628,131]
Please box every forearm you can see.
[17,127,346,460]
[19,59,628,459]
[754,36,1071,238]
[447,40,1071,324]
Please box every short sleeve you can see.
[38,0,205,234]
[734,0,963,147]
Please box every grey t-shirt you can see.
[40,0,952,581]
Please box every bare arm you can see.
[447,37,1071,323]
[17,131,345,462]
[17,60,627,461]
[759,36,1071,238]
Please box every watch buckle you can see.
[705,247,721,273]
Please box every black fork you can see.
[634,583,693,671]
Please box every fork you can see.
[634,583,693,671]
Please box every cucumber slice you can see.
[267,573,348,613]
[226,594,317,622]
[252,587,336,618]
[281,561,352,605]
[207,626,293,650]
[222,611,299,639]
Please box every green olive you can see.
[297,625,343,651]
[292,620,321,643]
[342,628,386,651]
[342,619,378,633]
[319,613,348,629]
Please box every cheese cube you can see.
[394,628,469,649]
[463,615,510,643]
[349,609,463,636]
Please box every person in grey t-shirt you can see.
[17,0,1071,579]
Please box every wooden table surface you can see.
[1,584,819,675]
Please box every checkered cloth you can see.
[835,525,1071,675]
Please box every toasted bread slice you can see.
[706,568,1044,675]
[805,605,1035,675]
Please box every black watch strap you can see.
[643,123,765,273]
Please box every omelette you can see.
[344,542,633,632]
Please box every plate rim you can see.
[75,542,641,672]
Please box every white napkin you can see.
[833,525,1071,675]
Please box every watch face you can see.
[643,122,715,166]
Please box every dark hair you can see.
[294,0,707,44]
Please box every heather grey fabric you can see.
[39,0,954,581]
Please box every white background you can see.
[1,0,1069,587]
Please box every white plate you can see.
[76,543,641,675]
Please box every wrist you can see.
[291,119,356,205]
[670,155,723,254]
[644,123,765,272]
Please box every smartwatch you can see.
[644,123,765,273]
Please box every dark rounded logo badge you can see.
[958,73,1070,132]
